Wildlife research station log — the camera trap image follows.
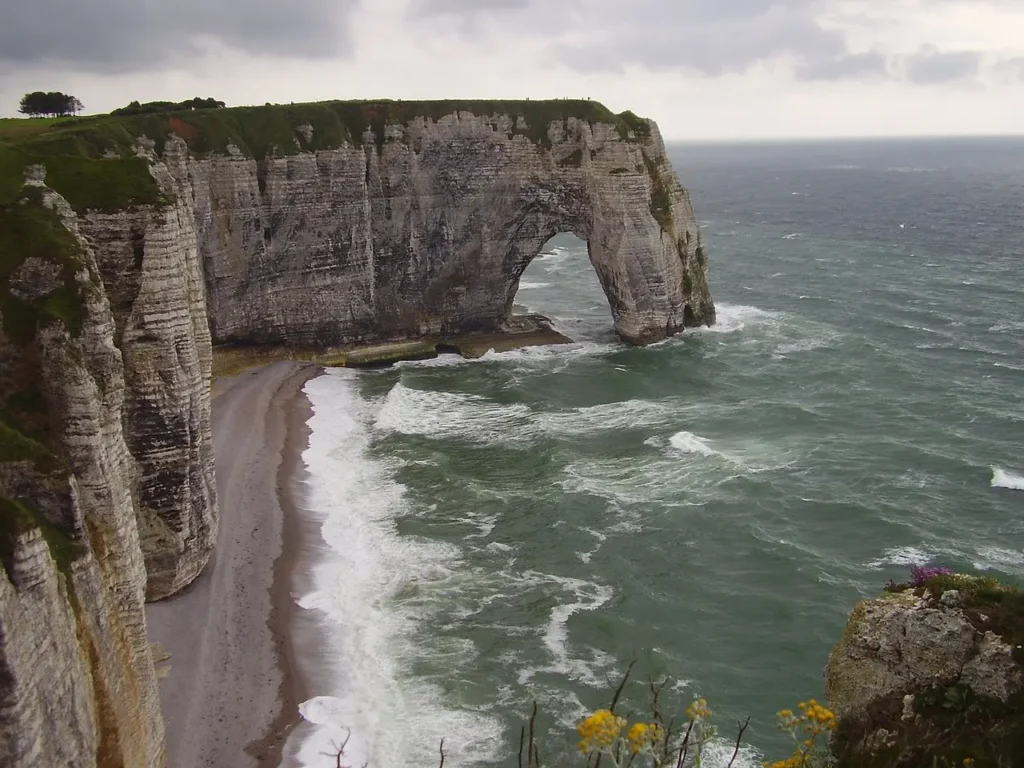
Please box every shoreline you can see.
[146,362,321,768]
[248,373,317,766]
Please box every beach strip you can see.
[146,362,319,768]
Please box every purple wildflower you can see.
[909,565,953,586]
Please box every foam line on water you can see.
[687,303,782,335]
[375,381,536,443]
[865,546,933,568]
[667,430,721,456]
[376,382,689,445]
[294,370,503,767]
[991,467,1024,490]
[973,546,1024,572]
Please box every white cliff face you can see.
[189,112,714,346]
[108,110,711,596]
[82,139,216,601]
[0,183,164,768]
[94,111,713,603]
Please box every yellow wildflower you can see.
[626,721,663,754]
[686,698,712,720]
[577,709,626,754]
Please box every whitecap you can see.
[668,430,721,457]
[992,467,1024,491]
[478,340,612,366]
[517,572,616,687]
[973,546,1024,571]
[989,321,1024,333]
[772,334,837,358]
[866,546,933,568]
[517,281,551,289]
[782,232,802,239]
[700,739,763,768]
[690,303,781,335]
[538,398,678,436]
[374,381,536,443]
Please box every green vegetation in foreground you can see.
[0,186,88,461]
[0,99,652,215]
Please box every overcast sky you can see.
[2,0,1022,139]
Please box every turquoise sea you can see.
[286,138,1024,768]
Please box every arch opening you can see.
[509,233,619,345]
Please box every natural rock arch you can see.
[198,109,716,347]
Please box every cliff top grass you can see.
[0,99,652,214]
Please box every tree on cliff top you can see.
[110,97,226,115]
[18,92,83,118]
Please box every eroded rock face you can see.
[188,113,714,346]
[81,141,216,601]
[0,184,164,768]
[826,586,1024,767]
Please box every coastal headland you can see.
[0,99,712,766]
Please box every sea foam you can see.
[866,546,933,568]
[292,370,503,767]
[668,430,721,456]
[692,303,781,334]
[992,467,1024,491]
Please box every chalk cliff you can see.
[0,100,714,766]
[187,107,714,346]
[0,180,164,767]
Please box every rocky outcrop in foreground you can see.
[826,575,1024,767]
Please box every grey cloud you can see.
[411,0,1006,85]
[569,3,844,76]
[904,46,981,84]
[416,0,531,12]
[795,51,888,81]
[0,0,360,71]
[413,0,868,78]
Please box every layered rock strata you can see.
[190,112,714,346]
[82,144,216,600]
[0,181,164,767]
